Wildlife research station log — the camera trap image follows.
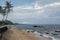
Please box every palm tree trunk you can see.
[2,15,4,21]
[5,12,8,20]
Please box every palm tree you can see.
[0,6,6,21]
[0,1,13,21]
[5,1,13,20]
[2,8,6,21]
[0,6,2,13]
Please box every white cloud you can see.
[43,2,60,8]
[21,21,30,24]
[35,0,60,6]
[34,2,60,9]
[14,2,60,10]
[7,2,60,24]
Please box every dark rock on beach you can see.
[46,32,49,34]
[52,33,58,35]
[55,30,60,32]
[33,25,43,28]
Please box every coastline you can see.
[0,26,53,40]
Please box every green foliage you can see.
[0,1,13,21]
[0,20,13,25]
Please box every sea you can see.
[11,24,60,40]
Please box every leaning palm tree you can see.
[0,6,3,20]
[0,6,2,12]
[5,1,13,20]
[0,6,2,14]
[0,6,6,21]
[2,8,6,21]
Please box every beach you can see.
[0,26,53,40]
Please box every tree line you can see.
[0,1,13,21]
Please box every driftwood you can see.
[0,26,8,33]
[0,26,8,39]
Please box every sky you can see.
[0,0,60,24]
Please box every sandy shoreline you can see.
[0,26,53,40]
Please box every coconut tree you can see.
[0,1,13,21]
[2,8,6,21]
[5,1,13,20]
[0,6,6,21]
[0,6,2,14]
[0,6,2,20]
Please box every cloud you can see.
[7,2,60,24]
[14,2,60,10]
[35,0,60,6]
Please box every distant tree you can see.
[5,1,13,20]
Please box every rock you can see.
[33,25,38,27]
[55,30,60,32]
[46,32,49,34]
[52,33,58,35]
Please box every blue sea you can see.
[11,24,60,40]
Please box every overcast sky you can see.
[0,0,60,24]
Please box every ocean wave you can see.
[26,29,60,40]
